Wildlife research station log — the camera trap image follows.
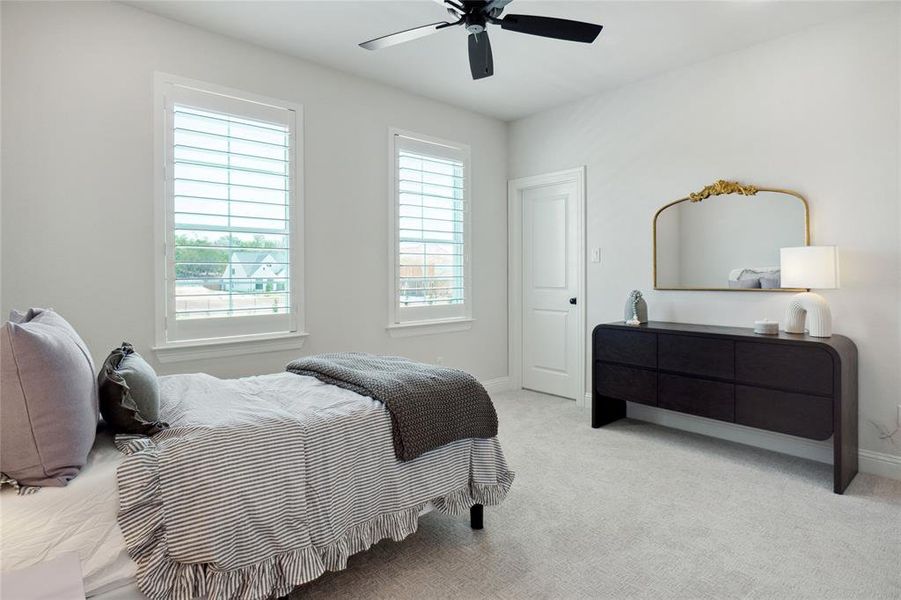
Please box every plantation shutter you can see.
[163,84,298,342]
[393,133,470,323]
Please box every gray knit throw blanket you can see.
[286,353,498,461]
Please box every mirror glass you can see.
[654,190,807,290]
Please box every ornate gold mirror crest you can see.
[653,180,811,292]
[688,180,759,202]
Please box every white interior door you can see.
[521,181,581,400]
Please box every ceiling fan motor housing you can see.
[464,14,487,34]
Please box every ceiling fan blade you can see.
[360,21,453,51]
[468,31,494,80]
[499,14,602,43]
[483,0,514,16]
[433,0,465,15]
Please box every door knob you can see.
[569,297,577,305]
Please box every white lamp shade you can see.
[780,246,840,289]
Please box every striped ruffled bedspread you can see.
[115,372,514,600]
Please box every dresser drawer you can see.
[658,334,734,379]
[595,328,657,368]
[595,363,656,406]
[735,385,833,440]
[735,342,833,396]
[658,373,734,422]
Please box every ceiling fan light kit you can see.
[359,0,603,80]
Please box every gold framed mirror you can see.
[653,180,810,292]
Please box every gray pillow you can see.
[729,277,761,288]
[98,343,168,435]
[759,274,782,289]
[0,308,98,487]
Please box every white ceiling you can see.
[127,1,872,121]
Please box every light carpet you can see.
[290,389,901,599]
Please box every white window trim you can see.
[153,331,309,364]
[387,128,473,337]
[152,73,306,361]
[385,317,474,338]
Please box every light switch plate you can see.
[591,248,601,263]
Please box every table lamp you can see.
[780,246,839,337]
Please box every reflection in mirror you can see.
[654,188,808,290]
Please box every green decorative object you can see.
[624,290,648,325]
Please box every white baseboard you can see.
[583,395,901,481]
[859,449,901,481]
[481,377,513,395]
[575,390,588,410]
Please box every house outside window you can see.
[388,130,472,335]
[153,74,305,359]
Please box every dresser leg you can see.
[833,378,858,494]
[833,439,859,494]
[592,394,626,428]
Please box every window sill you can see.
[153,331,308,363]
[386,318,474,338]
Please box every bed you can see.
[0,439,442,600]
[0,435,447,600]
[1,369,513,600]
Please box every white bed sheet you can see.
[0,431,136,597]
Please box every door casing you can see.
[508,167,587,407]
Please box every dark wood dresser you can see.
[592,321,858,493]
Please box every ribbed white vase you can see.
[784,291,832,338]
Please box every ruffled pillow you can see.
[98,342,168,435]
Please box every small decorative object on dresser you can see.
[780,246,839,338]
[624,290,647,325]
[753,319,779,335]
[591,321,858,493]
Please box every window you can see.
[389,130,471,331]
[154,75,304,354]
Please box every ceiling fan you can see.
[359,0,603,80]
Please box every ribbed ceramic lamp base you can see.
[783,292,832,338]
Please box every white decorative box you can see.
[754,319,779,335]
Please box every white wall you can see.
[0,1,508,381]
[509,5,901,461]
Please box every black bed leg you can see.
[470,503,483,530]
